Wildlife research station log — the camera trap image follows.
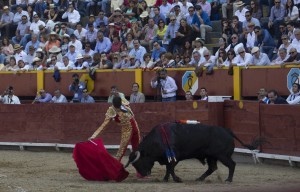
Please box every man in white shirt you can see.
[251,46,271,66]
[30,14,45,35]
[13,44,27,64]
[51,89,68,103]
[234,1,248,22]
[271,48,289,65]
[199,87,208,101]
[246,22,256,52]
[233,47,253,67]
[13,5,29,24]
[151,68,178,102]
[286,83,300,105]
[62,3,80,28]
[74,23,87,41]
[129,40,147,63]
[68,34,83,53]
[291,29,300,53]
[0,86,21,104]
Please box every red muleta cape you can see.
[73,139,129,182]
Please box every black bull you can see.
[125,122,263,182]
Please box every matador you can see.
[89,96,140,161]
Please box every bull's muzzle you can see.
[124,151,140,168]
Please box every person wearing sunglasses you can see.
[254,26,276,60]
[284,47,300,64]
[251,46,271,66]
[233,47,253,67]
[270,47,288,65]
[225,33,244,55]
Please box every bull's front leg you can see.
[163,164,171,182]
[167,162,182,183]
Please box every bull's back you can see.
[170,123,235,159]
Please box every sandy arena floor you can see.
[0,150,300,192]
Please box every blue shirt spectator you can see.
[95,32,112,54]
[151,43,166,61]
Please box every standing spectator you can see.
[267,90,288,104]
[267,0,285,39]
[150,68,178,102]
[51,89,68,103]
[0,86,21,104]
[286,83,300,104]
[81,89,95,103]
[62,3,80,28]
[251,46,271,66]
[130,83,145,103]
[254,26,276,59]
[34,89,53,103]
[0,6,14,38]
[69,73,86,103]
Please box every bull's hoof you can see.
[225,178,232,183]
[195,177,205,182]
[173,176,182,183]
[163,177,169,182]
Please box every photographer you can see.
[69,73,86,103]
[150,68,178,102]
[0,86,21,104]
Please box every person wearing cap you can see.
[73,53,89,70]
[0,6,14,38]
[95,31,112,54]
[24,34,40,54]
[81,88,95,103]
[251,46,271,66]
[234,1,248,22]
[51,89,68,103]
[68,34,83,53]
[74,23,87,41]
[45,31,61,53]
[61,34,70,56]
[29,14,45,35]
[32,57,43,70]
[62,3,80,27]
[85,14,97,30]
[34,89,53,103]
[13,44,28,64]
[12,15,31,48]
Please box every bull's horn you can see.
[124,151,141,168]
[131,151,140,164]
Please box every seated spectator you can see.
[1,57,18,72]
[51,89,68,103]
[192,5,212,42]
[74,23,87,42]
[216,48,228,68]
[34,89,53,103]
[65,45,79,63]
[14,44,27,64]
[285,0,299,23]
[130,83,145,103]
[140,53,155,69]
[0,6,14,38]
[271,47,289,65]
[98,54,113,69]
[108,85,126,103]
[278,34,293,56]
[225,33,244,55]
[69,73,86,103]
[267,89,288,104]
[199,87,208,101]
[25,34,40,54]
[181,41,193,57]
[30,14,45,36]
[249,0,262,20]
[243,11,260,32]
[163,15,179,50]
[224,49,237,67]
[286,83,300,104]
[251,46,271,66]
[153,6,166,25]
[185,91,194,101]
[275,22,288,52]
[284,48,300,64]
[69,34,83,53]
[61,34,70,56]
[129,40,147,63]
[45,32,61,53]
[62,3,80,28]
[95,31,112,54]
[111,36,122,53]
[222,0,240,19]
[17,60,30,72]
[233,47,253,67]
[0,37,14,64]
[200,50,216,74]
[198,0,212,17]
[160,0,172,18]
[234,1,248,22]
[12,15,31,48]
[0,86,21,104]
[73,54,89,70]
[254,26,276,60]
[152,41,167,62]
[162,52,176,68]
[193,38,209,59]
[245,22,256,53]
[81,89,95,103]
[140,18,158,52]
[257,88,269,103]
[291,28,300,53]
[266,0,285,39]
[188,51,205,67]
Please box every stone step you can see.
[210,38,220,44]
[206,32,222,39]
[211,20,222,33]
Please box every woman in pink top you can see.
[0,37,14,64]
[44,32,61,53]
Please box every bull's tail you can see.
[229,130,267,150]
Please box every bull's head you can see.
[124,150,154,177]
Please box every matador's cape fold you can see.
[73,139,129,182]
